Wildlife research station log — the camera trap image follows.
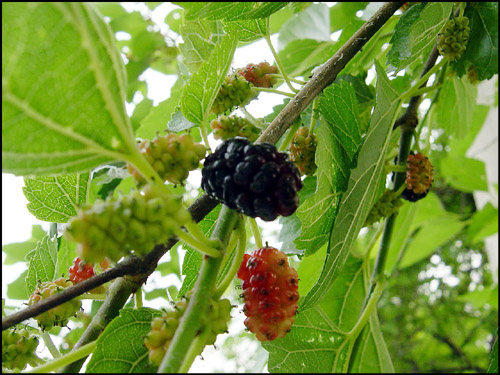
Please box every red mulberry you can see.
[236,62,278,88]
[402,152,434,202]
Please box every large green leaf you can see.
[453,2,499,80]
[329,2,368,33]
[176,2,288,22]
[295,81,362,256]
[466,203,499,244]
[300,61,402,311]
[440,155,488,192]
[264,256,393,373]
[437,75,477,139]
[277,3,331,51]
[86,308,162,373]
[278,39,336,77]
[181,33,238,124]
[2,3,136,176]
[22,172,90,223]
[2,225,46,265]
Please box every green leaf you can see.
[466,203,499,244]
[264,256,393,373]
[408,2,454,64]
[278,39,337,77]
[329,2,368,33]
[488,331,498,373]
[181,33,238,124]
[436,75,477,139]
[222,19,266,43]
[277,3,331,51]
[178,204,221,297]
[2,225,46,265]
[2,3,136,176]
[179,19,223,73]
[399,215,465,268]
[164,9,183,35]
[386,3,427,70]
[7,270,29,300]
[56,236,78,281]
[131,98,153,133]
[25,235,58,296]
[457,285,498,310]
[22,172,90,223]
[440,155,488,192]
[86,308,162,373]
[167,109,197,132]
[300,61,402,311]
[137,79,184,139]
[176,2,288,22]
[453,2,499,80]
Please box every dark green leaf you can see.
[488,331,498,373]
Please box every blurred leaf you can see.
[86,308,161,373]
[488,332,498,373]
[437,75,477,139]
[399,216,465,269]
[2,225,46,265]
[23,173,90,223]
[466,203,499,244]
[165,9,183,34]
[440,155,488,192]
[131,98,153,133]
[179,205,221,297]
[109,10,149,37]
[277,3,331,51]
[453,2,499,80]
[278,39,336,77]
[300,61,402,311]
[176,2,288,22]
[25,235,58,296]
[7,270,29,300]
[181,33,238,124]
[93,3,128,19]
[2,3,134,176]
[457,285,498,310]
[56,236,78,281]
[329,2,368,32]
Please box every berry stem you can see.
[264,21,299,94]
[173,227,222,258]
[199,119,211,151]
[40,331,61,359]
[384,164,406,173]
[135,288,143,308]
[126,148,173,196]
[213,217,247,300]
[24,340,97,373]
[216,228,240,286]
[239,107,264,129]
[248,217,263,249]
[400,59,447,101]
[254,87,295,98]
[178,327,211,373]
[159,206,238,373]
[278,120,301,152]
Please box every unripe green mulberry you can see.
[28,278,81,331]
[128,133,206,186]
[210,74,258,115]
[144,293,232,367]
[236,62,278,88]
[364,189,403,227]
[65,185,190,263]
[437,17,470,61]
[210,115,261,142]
[2,329,39,370]
[289,126,317,176]
[402,152,434,202]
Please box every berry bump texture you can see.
[210,115,261,142]
[144,293,232,366]
[237,245,299,341]
[201,138,302,221]
[65,184,190,263]
[364,189,403,227]
[402,152,434,202]
[28,278,82,331]
[289,126,317,176]
[127,133,206,186]
[210,74,258,115]
[437,16,470,61]
[2,329,39,370]
[236,62,278,88]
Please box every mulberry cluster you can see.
[65,184,190,263]
[2,329,39,370]
[402,152,434,202]
[236,62,278,88]
[201,138,302,221]
[28,278,81,331]
[437,17,470,61]
[210,74,258,115]
[289,126,317,176]
[68,257,106,294]
[364,189,403,227]
[144,293,232,366]
[210,115,261,142]
[237,245,299,341]
[127,133,206,186]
